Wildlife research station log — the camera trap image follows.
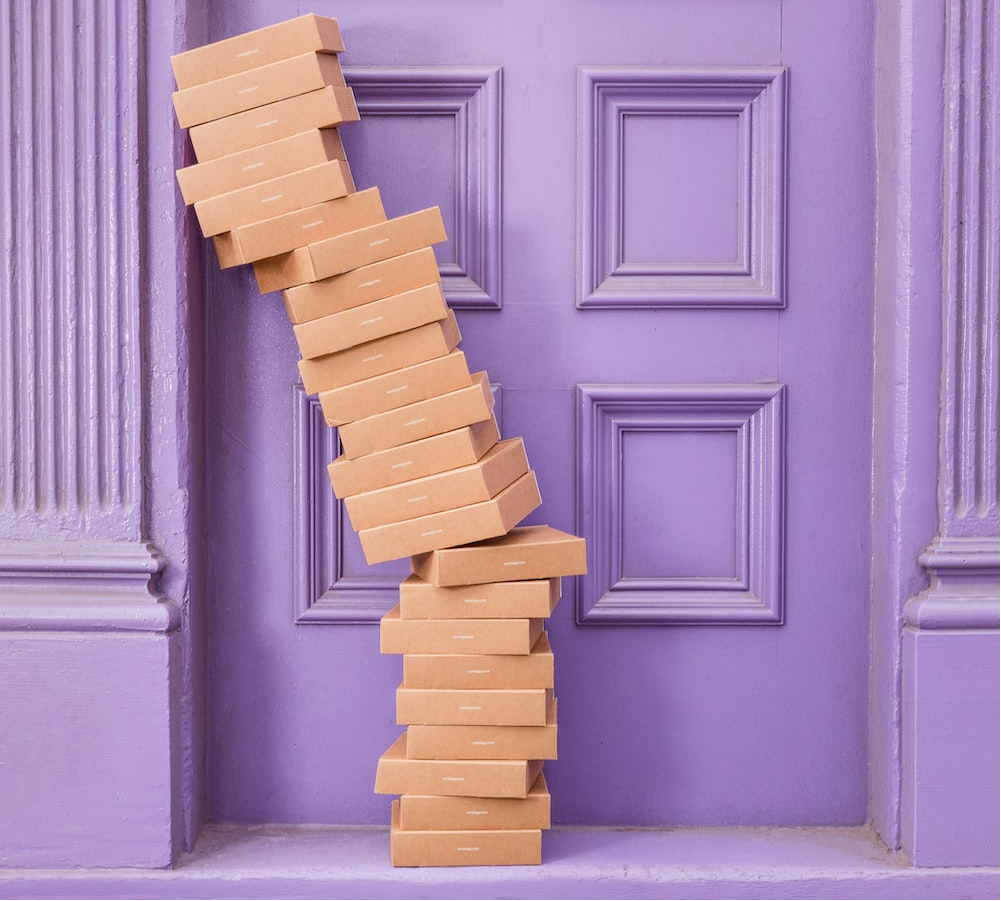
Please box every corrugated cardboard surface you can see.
[194,159,354,237]
[401,632,554,690]
[375,733,542,799]
[282,247,440,323]
[358,470,541,564]
[298,310,461,395]
[320,350,472,428]
[398,772,550,831]
[293,281,448,360]
[173,51,345,127]
[176,128,346,205]
[253,206,447,291]
[229,184,384,264]
[328,416,498,499]
[411,524,588,587]
[189,84,358,162]
[345,438,528,531]
[380,604,544,656]
[399,574,560,620]
[338,370,494,459]
[396,685,553,727]
[405,701,558,760]
[170,13,343,89]
[390,800,542,867]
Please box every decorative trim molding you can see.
[0,539,175,632]
[576,383,785,624]
[0,0,143,540]
[906,536,1000,629]
[292,386,400,624]
[577,67,787,309]
[941,0,999,533]
[292,382,504,624]
[344,66,502,309]
[911,0,1000,634]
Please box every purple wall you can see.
[0,0,996,895]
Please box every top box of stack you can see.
[411,525,587,587]
[170,13,344,89]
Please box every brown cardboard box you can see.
[380,604,543,656]
[402,633,554,690]
[299,310,461,396]
[216,185,385,268]
[345,438,528,531]
[328,416,498,499]
[319,350,472,427]
[189,84,359,162]
[194,159,354,237]
[390,800,542,867]
[293,282,448,360]
[282,247,440,323]
[375,733,542,799]
[396,685,553,727]
[398,772,550,831]
[252,207,447,292]
[406,700,558,760]
[176,129,346,206]
[399,574,560,620]
[412,524,588,587]
[173,52,346,128]
[170,13,344,89]
[358,470,542,564]
[338,370,493,459]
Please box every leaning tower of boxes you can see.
[170,13,586,868]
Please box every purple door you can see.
[203,0,874,827]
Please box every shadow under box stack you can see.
[169,12,586,868]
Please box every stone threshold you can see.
[1,825,997,899]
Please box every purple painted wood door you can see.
[203,1,875,827]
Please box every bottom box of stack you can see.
[390,799,542,867]
[379,739,552,868]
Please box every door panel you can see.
[204,0,874,826]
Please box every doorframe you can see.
[0,0,996,879]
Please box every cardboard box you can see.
[380,604,543,656]
[171,13,344,89]
[293,282,448,360]
[396,685,553,727]
[375,733,542,799]
[319,350,472,428]
[173,51,346,128]
[398,574,560,621]
[390,801,542,867]
[345,438,528,531]
[282,247,440,323]
[402,633,554,690]
[412,524,588,587]
[338,370,494,460]
[216,185,385,268]
[398,772,550,832]
[406,700,558,760]
[299,310,461,396]
[189,84,359,163]
[194,159,354,237]
[328,416,498,499]
[252,207,447,292]
[358,470,542,564]
[176,128,346,206]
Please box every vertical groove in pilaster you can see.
[0,0,142,539]
[946,0,1000,529]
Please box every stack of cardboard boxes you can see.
[376,526,585,866]
[170,13,586,867]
